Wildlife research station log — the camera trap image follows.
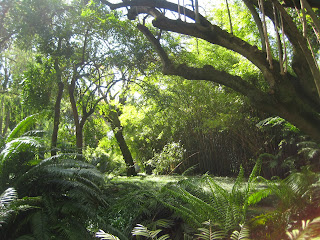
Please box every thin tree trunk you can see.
[68,76,82,153]
[3,106,10,136]
[51,81,64,156]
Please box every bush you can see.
[148,142,185,175]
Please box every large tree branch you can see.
[99,0,211,26]
[248,0,319,99]
[137,24,268,102]
[151,16,282,88]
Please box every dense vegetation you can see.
[0,0,320,239]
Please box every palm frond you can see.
[6,115,37,143]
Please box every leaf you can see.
[247,189,272,206]
[230,225,251,240]
[0,188,17,206]
[6,115,37,143]
[95,230,120,240]
[132,224,162,238]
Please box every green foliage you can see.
[286,219,310,240]
[0,188,17,226]
[250,168,319,239]
[22,57,55,111]
[132,224,170,240]
[5,115,38,143]
[160,159,264,234]
[258,167,317,212]
[148,142,185,175]
[196,221,227,240]
[0,116,107,239]
[229,224,251,240]
[96,230,121,240]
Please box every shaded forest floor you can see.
[103,174,289,239]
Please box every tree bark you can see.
[105,106,137,176]
[68,73,102,154]
[51,81,64,156]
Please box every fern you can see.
[96,230,120,240]
[132,224,170,240]
[0,117,107,238]
[286,219,310,240]
[196,221,227,240]
[0,188,18,226]
[160,159,265,234]
[6,115,38,143]
[230,224,251,240]
[258,167,317,211]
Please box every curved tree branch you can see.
[137,23,267,101]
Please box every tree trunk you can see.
[3,106,10,136]
[68,76,83,153]
[106,107,137,176]
[68,74,97,154]
[51,81,64,156]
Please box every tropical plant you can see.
[132,224,170,240]
[160,159,263,235]
[250,168,319,239]
[0,116,108,239]
[258,167,317,212]
[230,224,251,240]
[96,230,121,240]
[196,220,227,240]
[0,188,17,226]
[286,219,310,240]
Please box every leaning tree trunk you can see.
[106,107,137,176]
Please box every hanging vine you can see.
[225,0,233,34]
[258,0,273,70]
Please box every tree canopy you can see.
[97,0,320,142]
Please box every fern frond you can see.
[0,136,42,162]
[0,188,17,206]
[132,224,162,239]
[31,211,50,240]
[247,188,272,206]
[6,115,37,143]
[96,230,120,240]
[196,221,226,240]
[196,228,226,240]
[230,224,251,240]
[157,234,170,240]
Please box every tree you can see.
[99,0,320,142]
[98,75,138,176]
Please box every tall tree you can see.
[100,0,320,141]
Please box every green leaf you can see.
[96,230,120,240]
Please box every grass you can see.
[108,174,239,191]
